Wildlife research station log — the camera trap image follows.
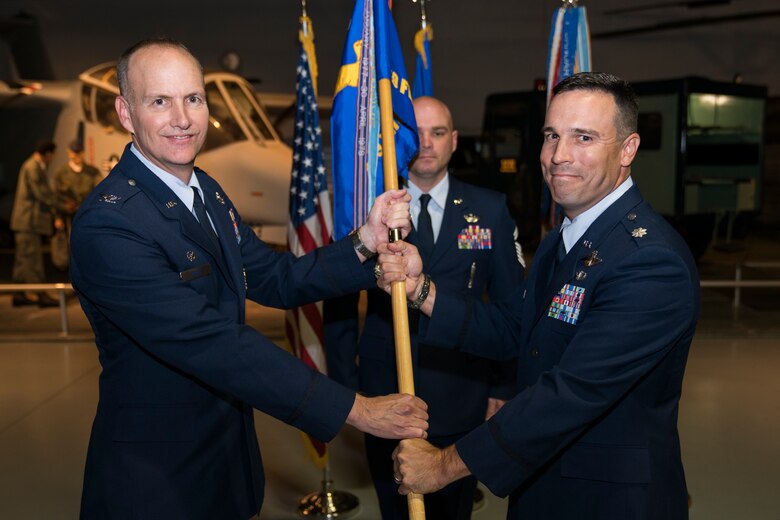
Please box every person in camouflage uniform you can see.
[54,139,102,234]
[10,140,75,307]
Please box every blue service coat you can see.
[70,146,374,520]
[425,185,699,520]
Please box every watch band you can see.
[408,274,431,310]
[349,228,377,259]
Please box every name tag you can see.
[180,263,212,281]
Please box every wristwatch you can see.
[408,274,431,310]
[349,228,377,259]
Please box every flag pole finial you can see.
[562,0,579,8]
[300,0,309,35]
[412,0,429,29]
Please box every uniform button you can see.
[627,212,637,221]
[128,179,136,186]
[530,348,540,358]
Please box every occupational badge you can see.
[583,250,602,267]
[453,198,463,205]
[458,225,492,250]
[575,270,587,281]
[464,213,480,224]
[186,251,196,262]
[99,194,121,204]
[631,227,648,238]
[547,284,586,325]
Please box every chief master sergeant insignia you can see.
[631,227,648,238]
[99,194,121,204]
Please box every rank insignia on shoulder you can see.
[583,250,602,267]
[99,194,121,204]
[548,283,585,325]
[216,192,226,205]
[464,213,479,223]
[631,227,648,238]
[458,225,492,249]
[165,200,177,209]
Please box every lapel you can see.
[194,171,244,295]
[119,151,237,294]
[531,185,645,326]
[531,228,562,317]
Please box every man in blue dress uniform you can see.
[378,72,699,520]
[70,38,428,520]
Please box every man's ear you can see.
[451,129,458,153]
[115,96,135,135]
[620,132,640,167]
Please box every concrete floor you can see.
[1,231,779,519]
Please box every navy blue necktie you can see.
[417,194,434,260]
[192,187,221,251]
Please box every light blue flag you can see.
[412,25,433,98]
[331,0,418,240]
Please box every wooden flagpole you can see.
[378,77,426,520]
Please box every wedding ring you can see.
[394,475,402,484]
[374,263,383,279]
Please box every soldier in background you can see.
[54,139,102,234]
[10,140,75,307]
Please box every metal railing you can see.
[0,283,74,335]
[700,261,780,308]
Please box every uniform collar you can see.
[130,144,203,212]
[560,177,634,252]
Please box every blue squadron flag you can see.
[331,0,418,240]
[285,15,332,469]
[412,25,433,98]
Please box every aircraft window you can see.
[224,82,276,141]
[203,83,245,152]
[95,88,125,134]
[81,85,94,122]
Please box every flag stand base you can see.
[298,479,359,518]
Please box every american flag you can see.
[285,21,333,468]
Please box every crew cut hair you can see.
[553,72,639,139]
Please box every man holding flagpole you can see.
[377,72,698,520]
[70,37,429,520]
